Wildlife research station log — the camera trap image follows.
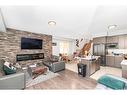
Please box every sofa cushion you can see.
[51,55,59,62]
[97,75,125,89]
[3,65,16,75]
[0,59,5,75]
[4,61,11,68]
[0,71,3,77]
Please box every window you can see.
[60,41,69,55]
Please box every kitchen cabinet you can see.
[118,35,127,49]
[93,35,126,49]
[118,35,125,49]
[114,55,123,68]
[121,60,127,79]
[93,37,106,44]
[106,55,123,68]
[107,36,118,43]
[122,70,127,79]
[93,38,99,44]
[106,56,114,67]
[125,35,127,49]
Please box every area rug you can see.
[26,71,59,87]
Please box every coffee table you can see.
[31,66,47,79]
[28,64,48,79]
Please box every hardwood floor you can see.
[26,69,97,89]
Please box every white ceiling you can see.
[0,5,127,39]
[89,6,127,37]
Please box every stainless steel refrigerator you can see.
[93,44,106,66]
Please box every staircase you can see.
[79,40,92,56]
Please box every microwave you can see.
[106,43,118,49]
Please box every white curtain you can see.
[60,41,69,55]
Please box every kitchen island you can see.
[80,56,100,77]
[121,60,127,79]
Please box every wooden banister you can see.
[79,40,92,55]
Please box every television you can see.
[21,37,42,49]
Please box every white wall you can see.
[0,9,6,32]
[52,37,76,56]
[52,39,60,56]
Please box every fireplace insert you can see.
[16,53,44,61]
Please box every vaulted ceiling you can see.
[0,5,127,39]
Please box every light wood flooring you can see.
[26,69,97,89]
[66,63,122,80]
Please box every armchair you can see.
[43,55,65,73]
[50,61,65,73]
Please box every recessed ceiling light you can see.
[108,25,117,29]
[48,21,56,26]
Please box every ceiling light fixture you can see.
[108,25,117,29]
[48,21,56,26]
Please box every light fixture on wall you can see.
[48,21,56,26]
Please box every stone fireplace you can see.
[0,28,52,65]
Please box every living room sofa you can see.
[0,59,25,89]
[0,72,25,89]
[43,61,65,73]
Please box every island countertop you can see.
[80,56,100,61]
[75,56,100,61]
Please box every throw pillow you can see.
[3,65,16,75]
[4,61,16,70]
[4,61,11,68]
